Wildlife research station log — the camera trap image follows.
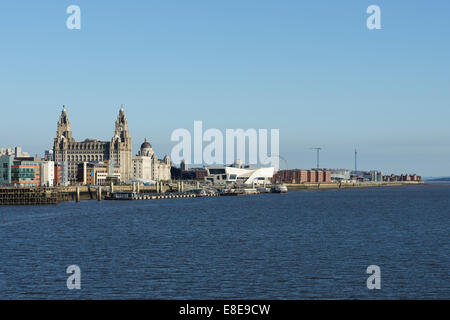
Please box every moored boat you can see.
[257,187,272,193]
[186,188,207,197]
[105,191,139,200]
[271,184,288,193]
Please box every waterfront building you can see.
[299,170,309,183]
[351,170,383,182]
[205,161,275,185]
[272,169,332,184]
[191,168,207,180]
[308,170,317,183]
[315,170,329,183]
[53,106,133,183]
[54,161,69,186]
[132,138,171,183]
[371,171,383,182]
[11,159,41,187]
[0,155,14,185]
[328,169,351,181]
[40,161,55,187]
[170,166,207,181]
[384,173,421,182]
[1,154,55,187]
[76,161,120,185]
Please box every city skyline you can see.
[0,105,433,178]
[1,1,449,176]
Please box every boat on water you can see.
[220,188,260,196]
[186,188,207,197]
[271,184,288,193]
[105,191,139,200]
[257,187,272,193]
[242,188,259,195]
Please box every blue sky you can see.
[0,1,449,176]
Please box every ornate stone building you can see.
[53,106,133,183]
[132,138,171,182]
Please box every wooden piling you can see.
[76,186,80,203]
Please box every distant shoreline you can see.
[424,178,450,182]
[286,181,424,191]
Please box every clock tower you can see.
[110,107,133,181]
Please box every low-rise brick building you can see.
[272,169,332,184]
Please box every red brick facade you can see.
[272,170,332,184]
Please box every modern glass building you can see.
[329,169,351,181]
[11,160,41,187]
[0,155,14,185]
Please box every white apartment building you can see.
[40,161,55,187]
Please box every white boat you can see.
[272,184,288,193]
[242,188,259,195]
[257,187,272,193]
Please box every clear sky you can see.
[0,1,449,176]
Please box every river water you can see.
[0,184,448,299]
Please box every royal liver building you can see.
[53,106,133,182]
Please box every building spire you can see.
[113,106,130,142]
[55,106,73,140]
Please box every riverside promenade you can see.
[0,181,423,205]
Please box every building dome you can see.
[138,138,154,157]
[141,138,152,149]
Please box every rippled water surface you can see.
[0,184,449,299]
